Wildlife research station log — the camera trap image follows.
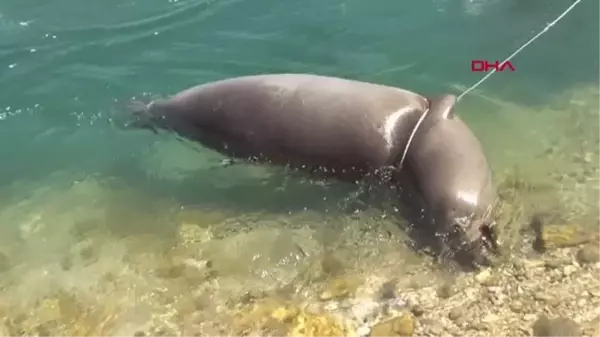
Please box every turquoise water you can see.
[0,0,598,189]
[0,0,598,333]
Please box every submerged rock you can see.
[436,281,456,299]
[320,253,346,277]
[576,243,600,264]
[177,223,213,246]
[369,313,415,337]
[6,289,120,336]
[378,279,398,300]
[199,227,320,285]
[319,276,361,301]
[234,300,349,337]
[532,315,581,336]
[156,258,209,280]
[534,222,598,251]
[287,311,346,337]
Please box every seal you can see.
[395,94,498,268]
[123,73,498,268]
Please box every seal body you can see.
[126,73,497,268]
[130,74,428,182]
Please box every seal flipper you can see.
[419,94,457,134]
[430,94,457,119]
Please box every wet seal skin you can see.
[397,94,499,269]
[120,73,499,270]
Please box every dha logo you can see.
[471,60,516,72]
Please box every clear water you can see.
[0,0,598,334]
[0,0,597,186]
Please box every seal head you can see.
[405,94,498,268]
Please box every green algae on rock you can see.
[176,222,213,247]
[319,275,361,301]
[370,313,415,337]
[536,223,599,250]
[233,299,350,337]
[287,310,347,337]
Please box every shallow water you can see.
[0,0,598,335]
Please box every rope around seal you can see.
[398,108,429,169]
[456,0,585,102]
[397,0,585,169]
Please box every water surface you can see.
[0,0,598,335]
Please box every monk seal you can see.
[395,94,498,267]
[122,73,499,269]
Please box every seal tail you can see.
[118,99,160,134]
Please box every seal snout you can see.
[480,222,499,253]
[470,223,500,267]
[441,202,500,269]
[453,220,500,269]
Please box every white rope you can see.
[456,0,585,102]
[398,108,429,169]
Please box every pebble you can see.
[589,289,600,298]
[436,282,455,299]
[475,269,492,284]
[409,303,424,317]
[577,244,600,264]
[319,277,358,301]
[532,315,581,336]
[545,259,563,269]
[509,301,524,313]
[534,292,552,302]
[369,314,415,337]
[524,314,538,321]
[379,280,397,300]
[357,325,370,337]
[421,319,444,336]
[349,298,380,323]
[448,307,463,321]
[482,314,499,323]
[547,297,561,307]
[562,265,577,277]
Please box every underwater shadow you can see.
[361,180,486,273]
[100,149,486,272]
